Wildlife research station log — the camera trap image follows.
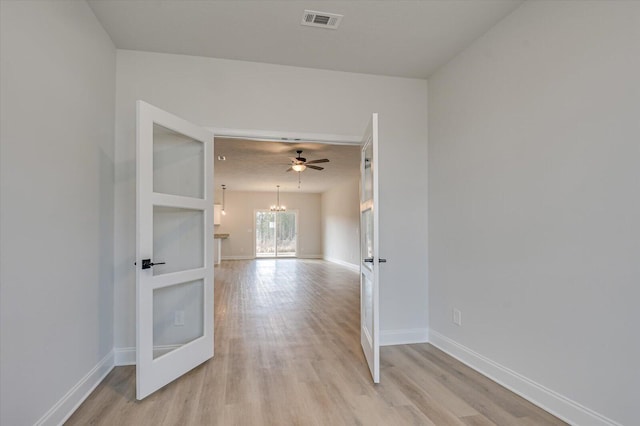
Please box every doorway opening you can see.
[255,209,298,257]
[210,119,380,383]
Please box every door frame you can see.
[211,126,375,376]
[210,127,361,146]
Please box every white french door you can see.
[136,101,215,399]
[360,113,381,383]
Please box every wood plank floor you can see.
[67,259,565,425]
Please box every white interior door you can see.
[360,113,381,383]
[136,101,214,399]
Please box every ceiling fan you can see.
[286,150,329,172]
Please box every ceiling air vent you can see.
[301,10,343,30]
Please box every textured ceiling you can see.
[88,0,522,78]
[214,138,360,193]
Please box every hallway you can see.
[67,260,563,425]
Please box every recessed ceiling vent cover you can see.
[301,10,343,29]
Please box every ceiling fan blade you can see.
[306,159,329,164]
[307,165,324,171]
[285,167,293,172]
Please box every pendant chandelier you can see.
[270,185,286,212]
[221,184,227,215]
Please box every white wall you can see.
[0,2,116,425]
[215,190,322,258]
[428,2,640,425]
[114,50,429,350]
[321,178,360,269]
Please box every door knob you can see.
[363,258,374,263]
[141,259,166,269]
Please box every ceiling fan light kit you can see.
[286,150,329,173]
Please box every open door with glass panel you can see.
[360,113,381,383]
[136,101,214,399]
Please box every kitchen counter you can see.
[213,234,228,265]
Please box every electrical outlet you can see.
[453,308,462,326]
[174,310,185,326]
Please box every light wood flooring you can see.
[67,259,565,425]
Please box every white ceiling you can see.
[91,0,522,192]
[214,138,360,193]
[88,0,522,78]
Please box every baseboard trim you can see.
[429,331,621,426]
[221,255,325,261]
[380,328,429,346]
[114,345,185,366]
[35,350,114,426]
[324,257,359,272]
[115,346,136,366]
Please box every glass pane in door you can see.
[361,207,373,269]
[152,279,204,359]
[256,211,276,257]
[362,141,373,201]
[361,271,374,340]
[255,210,297,257]
[153,123,204,199]
[153,206,204,276]
[276,211,297,257]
